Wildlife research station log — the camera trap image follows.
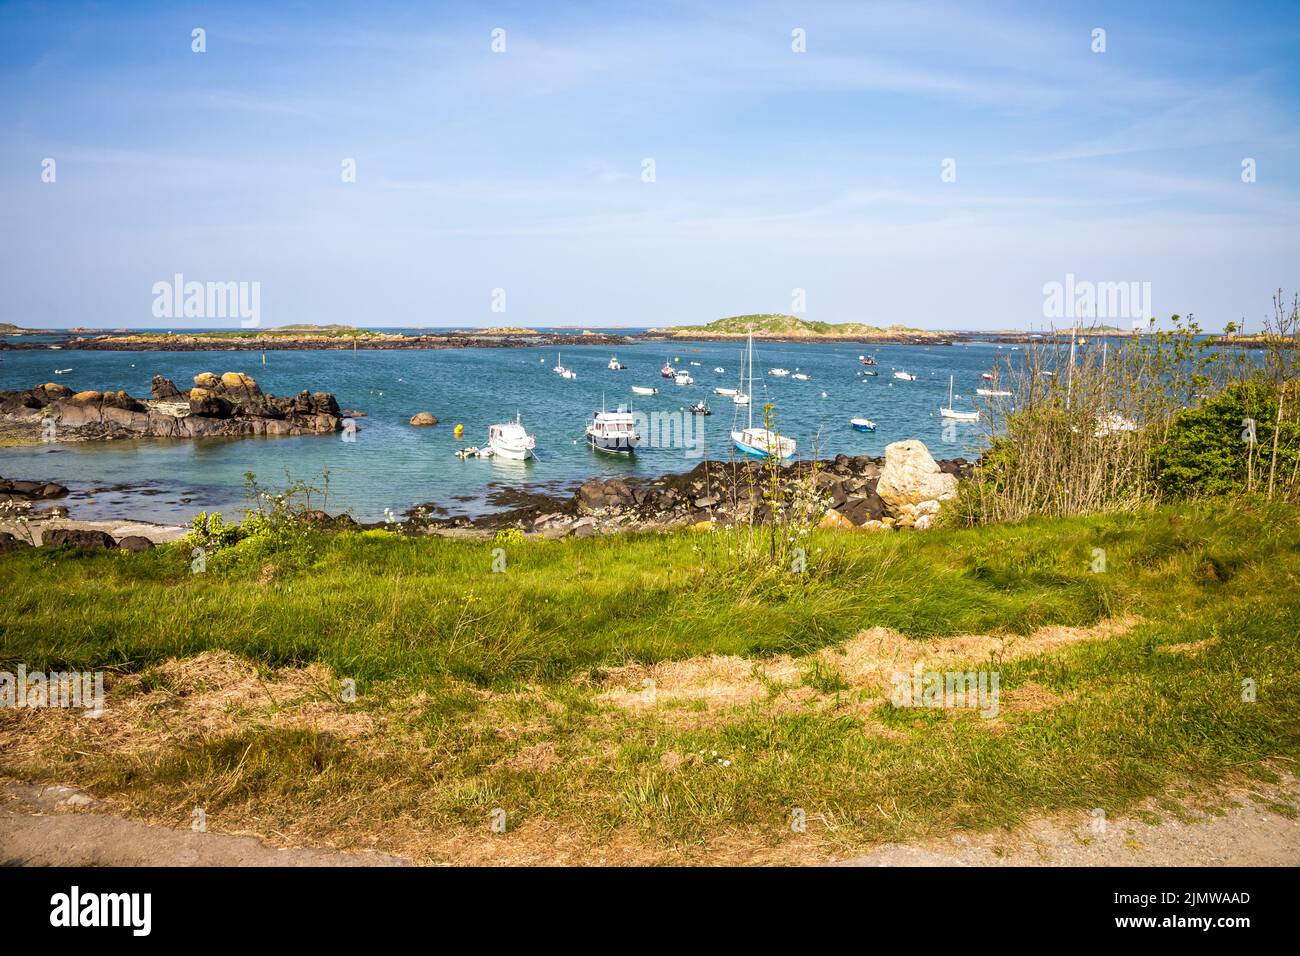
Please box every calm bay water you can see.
[1,337,1015,523]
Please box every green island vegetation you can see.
[653,313,942,338]
[102,325,394,341]
[1,293,1297,864]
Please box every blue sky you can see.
[2,0,1298,330]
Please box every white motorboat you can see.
[674,371,694,385]
[769,368,790,377]
[607,356,626,370]
[713,367,725,373]
[976,388,1012,397]
[631,385,658,396]
[792,372,809,381]
[731,329,795,459]
[939,375,980,421]
[487,414,536,460]
[689,361,701,366]
[893,371,917,382]
[586,408,640,454]
[732,393,750,406]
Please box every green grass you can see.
[1,501,1295,686]
[2,499,1298,862]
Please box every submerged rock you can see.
[409,412,439,426]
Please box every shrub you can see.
[1154,380,1300,498]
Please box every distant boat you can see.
[689,361,701,367]
[862,370,879,377]
[54,368,72,374]
[660,362,676,379]
[713,367,725,373]
[939,375,980,421]
[689,400,711,416]
[981,372,996,381]
[732,329,795,459]
[976,388,1012,397]
[792,372,809,381]
[859,355,877,366]
[714,387,738,396]
[732,393,750,406]
[674,371,694,385]
[769,368,790,377]
[893,371,916,382]
[607,356,626,370]
[850,418,877,433]
[554,352,575,378]
[631,385,658,396]
[586,408,640,455]
[488,414,536,460]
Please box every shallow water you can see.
[0,337,1015,523]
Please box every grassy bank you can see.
[2,500,1298,863]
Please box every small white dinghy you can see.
[714,386,738,396]
[631,385,658,396]
[893,370,917,382]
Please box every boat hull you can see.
[586,432,637,455]
[490,443,533,460]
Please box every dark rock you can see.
[0,532,33,554]
[44,528,116,550]
[839,493,887,525]
[151,376,182,399]
[116,535,155,552]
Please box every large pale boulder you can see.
[193,372,221,390]
[876,440,958,529]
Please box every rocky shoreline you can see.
[0,372,344,441]
[3,331,631,352]
[406,439,972,538]
[0,441,973,551]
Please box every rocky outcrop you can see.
[876,440,960,529]
[409,412,439,426]
[116,535,155,552]
[0,476,68,503]
[0,372,344,441]
[409,448,973,538]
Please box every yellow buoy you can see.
[454,423,464,439]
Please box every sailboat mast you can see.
[746,328,754,430]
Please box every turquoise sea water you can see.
[1,337,1019,523]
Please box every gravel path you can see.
[4,776,1296,867]
[833,774,1300,867]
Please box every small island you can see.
[646,313,951,344]
[57,323,627,352]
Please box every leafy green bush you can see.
[1153,381,1300,498]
